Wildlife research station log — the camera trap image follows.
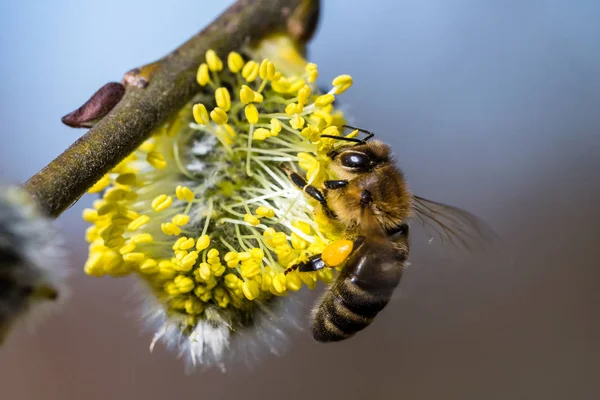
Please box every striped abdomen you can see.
[311,229,408,342]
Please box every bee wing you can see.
[411,195,498,253]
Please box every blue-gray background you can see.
[1,1,599,399]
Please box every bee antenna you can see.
[320,125,376,145]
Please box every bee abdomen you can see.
[312,277,394,342]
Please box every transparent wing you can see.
[411,195,498,253]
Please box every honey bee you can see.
[282,125,493,342]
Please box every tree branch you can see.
[24,0,320,218]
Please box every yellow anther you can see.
[215,87,231,112]
[210,107,228,125]
[241,60,259,82]
[291,233,307,250]
[116,173,137,186]
[151,194,173,212]
[164,282,179,295]
[119,242,136,255]
[179,237,196,250]
[332,74,353,94]
[255,206,275,218]
[272,273,287,294]
[292,220,312,234]
[192,103,210,125]
[322,239,354,267]
[158,260,176,278]
[307,70,318,83]
[139,259,158,274]
[207,248,219,259]
[259,59,276,80]
[241,262,260,278]
[224,273,241,289]
[139,138,156,152]
[298,85,311,105]
[132,233,153,244]
[123,252,145,264]
[205,49,223,72]
[242,280,260,300]
[194,234,209,251]
[272,232,288,246]
[128,215,149,231]
[172,214,190,226]
[271,76,291,92]
[197,262,212,281]
[317,268,335,283]
[175,275,195,293]
[227,51,244,73]
[290,115,305,130]
[225,254,239,269]
[175,185,195,202]
[299,271,317,289]
[196,63,210,86]
[161,223,181,236]
[103,188,130,203]
[239,87,253,105]
[285,102,299,116]
[82,209,99,223]
[245,104,259,124]
[172,237,186,251]
[322,126,339,137]
[185,298,204,315]
[315,94,335,107]
[147,151,167,169]
[174,250,188,261]
[346,129,360,139]
[305,62,317,73]
[288,78,306,94]
[88,175,110,194]
[250,248,264,260]
[244,214,260,226]
[252,128,271,140]
[269,118,282,136]
[179,251,199,271]
[286,272,303,291]
[300,126,320,142]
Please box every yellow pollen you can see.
[298,85,311,105]
[315,94,335,107]
[132,233,153,244]
[151,194,173,212]
[205,50,223,72]
[196,63,210,86]
[196,235,211,251]
[242,280,260,300]
[227,51,244,73]
[128,215,149,231]
[210,107,228,125]
[270,118,282,135]
[252,128,271,141]
[244,214,260,226]
[259,59,276,80]
[175,275,196,293]
[172,214,190,226]
[147,151,167,169]
[139,259,158,274]
[241,60,259,82]
[123,252,145,264]
[215,87,231,112]
[245,104,259,124]
[88,175,110,194]
[161,223,181,236]
[290,115,305,130]
[192,104,210,125]
[255,206,275,218]
[332,74,353,94]
[175,186,194,202]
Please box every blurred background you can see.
[1,0,599,398]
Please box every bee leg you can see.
[323,180,348,190]
[285,254,326,275]
[279,163,337,219]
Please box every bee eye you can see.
[340,152,371,170]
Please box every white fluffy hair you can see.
[137,281,309,372]
[0,184,66,342]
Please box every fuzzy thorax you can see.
[82,43,356,367]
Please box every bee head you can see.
[328,140,392,176]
